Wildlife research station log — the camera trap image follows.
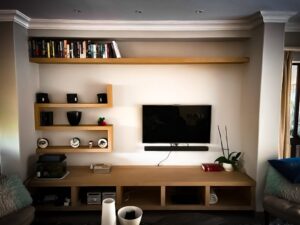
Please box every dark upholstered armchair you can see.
[263,158,300,225]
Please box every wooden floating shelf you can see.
[36,124,113,131]
[30,57,249,64]
[36,146,111,154]
[35,103,112,108]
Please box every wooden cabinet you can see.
[35,84,113,153]
[28,166,255,211]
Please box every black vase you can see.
[67,111,82,126]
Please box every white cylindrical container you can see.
[101,198,116,225]
[118,206,143,225]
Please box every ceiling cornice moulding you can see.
[0,10,30,28]
[0,10,297,32]
[0,9,261,31]
[260,11,297,23]
[285,22,300,32]
[28,18,260,31]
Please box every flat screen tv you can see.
[142,105,211,144]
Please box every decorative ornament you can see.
[70,137,80,148]
[37,138,49,149]
[98,117,107,126]
[98,138,108,148]
[88,140,93,148]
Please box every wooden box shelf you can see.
[165,186,205,206]
[121,186,161,209]
[34,85,113,154]
[28,166,255,211]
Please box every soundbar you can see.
[144,146,209,151]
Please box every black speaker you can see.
[97,93,107,103]
[40,111,53,126]
[67,93,78,103]
[36,93,50,103]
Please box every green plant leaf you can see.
[232,152,241,161]
[215,156,231,164]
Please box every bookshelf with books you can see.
[28,37,249,64]
[29,38,121,59]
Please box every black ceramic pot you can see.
[67,111,82,126]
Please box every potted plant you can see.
[98,117,107,126]
[215,126,241,171]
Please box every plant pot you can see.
[67,111,82,126]
[222,163,234,172]
[118,206,143,225]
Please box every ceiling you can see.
[0,0,300,22]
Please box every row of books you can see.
[28,39,121,59]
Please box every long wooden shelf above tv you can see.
[30,57,249,64]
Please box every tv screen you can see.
[142,105,211,143]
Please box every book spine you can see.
[42,40,46,57]
[70,42,74,58]
[66,44,70,58]
[91,44,97,58]
[112,41,121,58]
[87,40,92,58]
[103,43,108,58]
[81,41,86,58]
[47,42,50,58]
[63,40,68,58]
[51,41,55,58]
[59,41,63,58]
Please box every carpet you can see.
[32,211,293,225]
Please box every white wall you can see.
[0,22,39,179]
[256,23,285,211]
[14,23,39,179]
[241,25,264,179]
[38,41,247,166]
[0,22,21,175]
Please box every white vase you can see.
[101,198,116,225]
[222,163,234,172]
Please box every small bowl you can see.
[118,206,143,225]
[67,111,82,126]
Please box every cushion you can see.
[268,157,300,183]
[264,165,300,204]
[0,175,32,218]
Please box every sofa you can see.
[263,158,300,225]
[0,206,35,225]
[263,195,300,225]
[0,175,34,225]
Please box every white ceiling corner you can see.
[0,10,30,28]
[260,11,297,23]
